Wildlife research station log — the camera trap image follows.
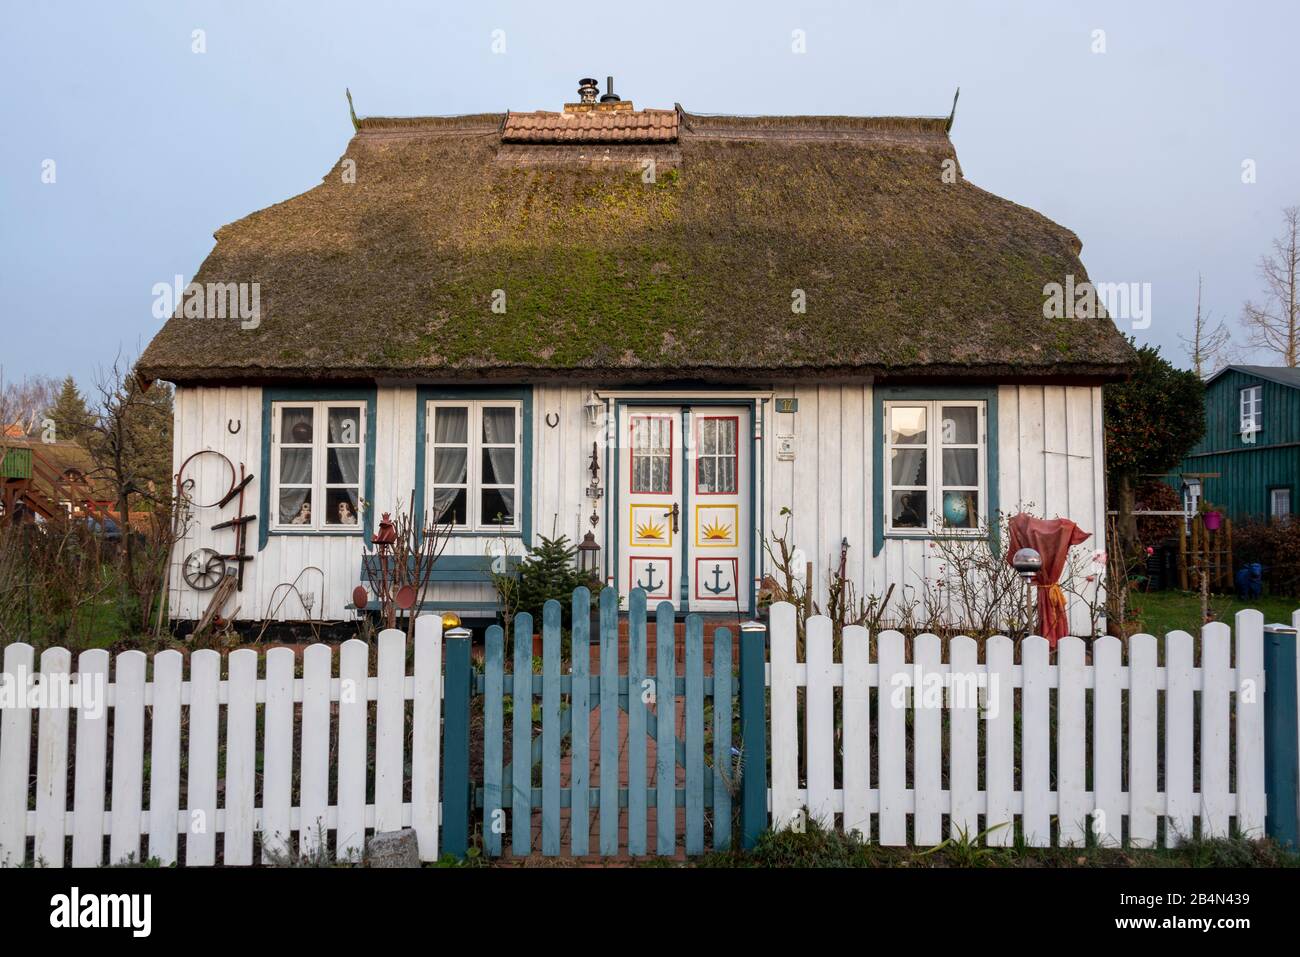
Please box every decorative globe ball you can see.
[942,492,969,526]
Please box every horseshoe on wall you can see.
[228,419,242,434]
[545,412,559,428]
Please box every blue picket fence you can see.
[467,586,765,858]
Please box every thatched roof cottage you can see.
[140,79,1134,627]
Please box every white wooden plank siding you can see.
[760,603,1275,850]
[0,621,445,867]
[170,383,1105,629]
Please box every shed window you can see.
[1271,488,1292,521]
[884,400,985,534]
[1240,385,1262,434]
[427,400,521,530]
[270,401,365,530]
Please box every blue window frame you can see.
[872,385,999,555]
[414,386,533,544]
[259,386,378,550]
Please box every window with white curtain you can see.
[270,401,365,531]
[884,400,985,534]
[427,400,521,531]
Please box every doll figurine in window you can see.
[337,500,357,525]
[290,501,312,525]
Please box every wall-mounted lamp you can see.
[584,390,602,428]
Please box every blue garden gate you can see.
[468,586,766,858]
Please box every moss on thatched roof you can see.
[138,106,1135,384]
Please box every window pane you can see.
[281,407,314,443]
[482,406,515,444]
[891,490,926,528]
[325,488,360,525]
[435,406,468,443]
[720,457,736,493]
[327,448,360,484]
[942,490,977,529]
[328,407,361,444]
[633,456,651,491]
[633,451,670,492]
[280,448,312,484]
[481,447,516,485]
[940,407,978,445]
[1273,489,1291,519]
[646,418,670,452]
[719,419,737,454]
[942,448,978,486]
[650,456,666,491]
[481,487,516,526]
[890,448,927,487]
[698,457,716,492]
[430,487,466,526]
[889,407,926,445]
[700,419,717,455]
[433,448,467,485]
[280,488,312,525]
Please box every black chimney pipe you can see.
[600,76,620,103]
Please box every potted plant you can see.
[1199,501,1223,531]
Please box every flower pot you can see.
[1202,511,1222,531]
[532,633,543,657]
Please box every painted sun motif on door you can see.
[694,504,738,548]
[630,503,672,547]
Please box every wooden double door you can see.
[615,404,751,612]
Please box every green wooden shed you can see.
[1170,365,1300,523]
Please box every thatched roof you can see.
[138,102,1136,384]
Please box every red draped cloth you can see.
[1005,514,1090,648]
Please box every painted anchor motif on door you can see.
[693,558,737,600]
[629,557,673,601]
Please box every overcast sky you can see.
[2,0,1297,388]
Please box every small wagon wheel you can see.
[182,548,227,591]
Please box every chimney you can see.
[565,76,633,113]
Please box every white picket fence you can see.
[0,617,444,868]
[766,603,1290,848]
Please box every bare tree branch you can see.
[1240,205,1300,367]
[1179,273,1235,377]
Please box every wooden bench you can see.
[351,554,521,620]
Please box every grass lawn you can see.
[1128,589,1298,637]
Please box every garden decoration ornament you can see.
[1006,513,1091,648]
